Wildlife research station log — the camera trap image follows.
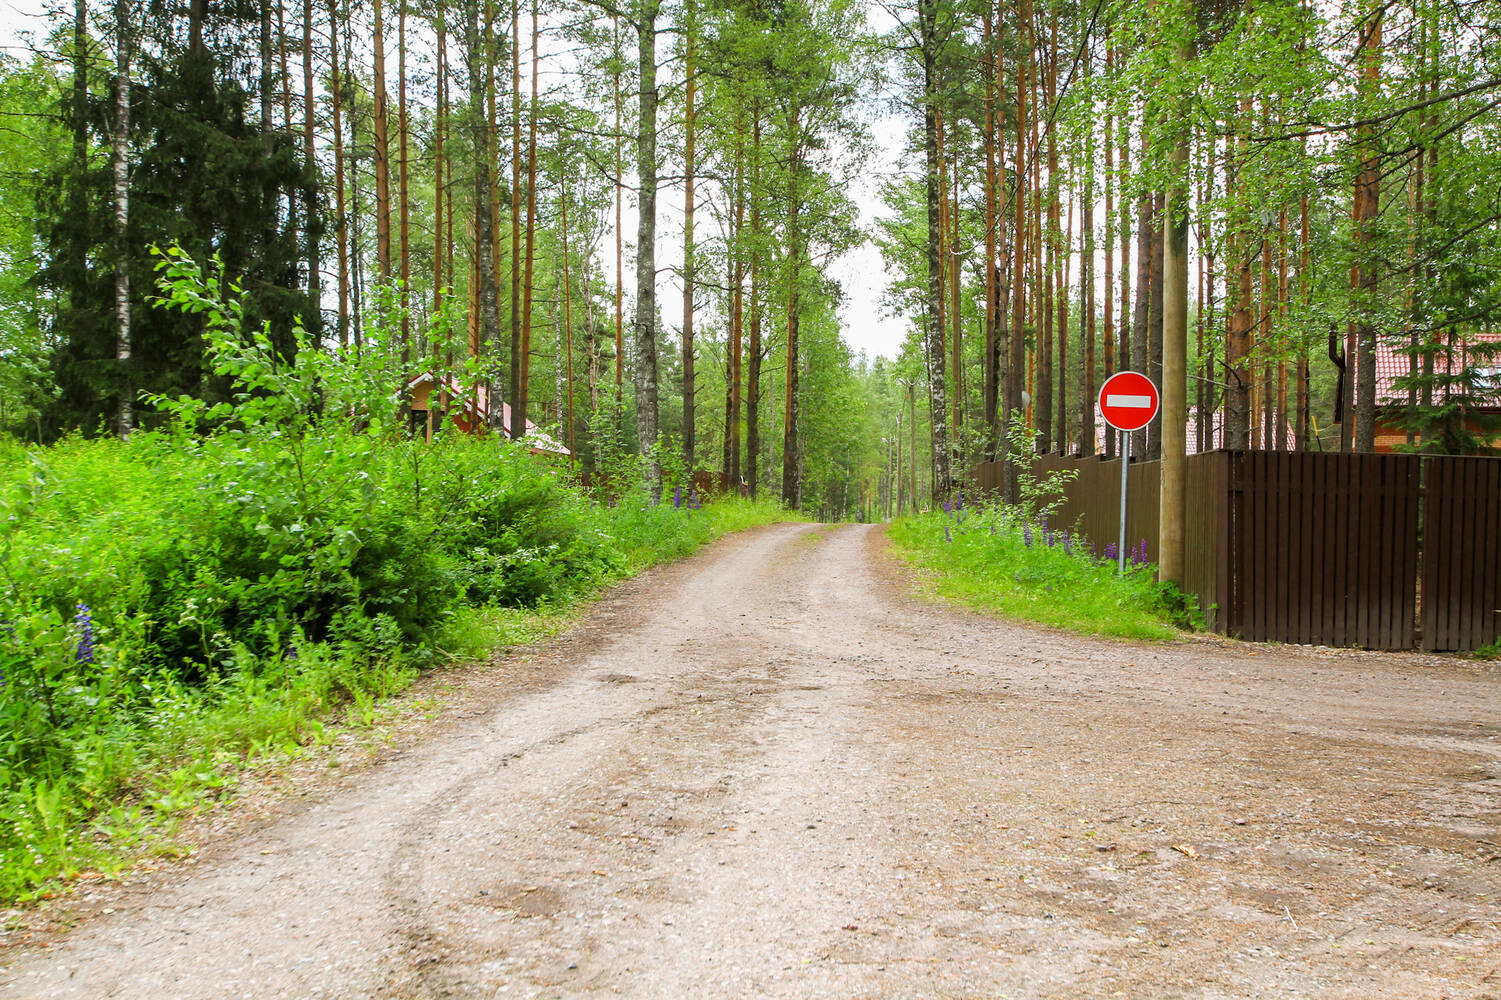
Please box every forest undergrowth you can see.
[0,249,788,906]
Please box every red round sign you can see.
[1098,371,1160,432]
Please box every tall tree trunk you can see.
[112,0,131,438]
[782,113,804,507]
[1225,94,1252,449]
[560,169,575,460]
[1080,43,1096,458]
[398,0,410,356]
[682,0,698,471]
[465,0,499,369]
[328,0,349,350]
[1104,30,1118,459]
[746,108,762,500]
[635,0,661,481]
[950,128,963,462]
[1160,19,1192,585]
[1352,2,1382,452]
[613,18,624,417]
[1131,129,1151,457]
[372,0,391,280]
[918,0,951,500]
[516,0,540,439]
[1147,189,1164,458]
[1004,0,1031,503]
[433,6,446,329]
[723,109,744,485]
[302,0,321,343]
[981,0,1000,459]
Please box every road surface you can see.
[2,523,1499,998]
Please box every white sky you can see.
[0,0,913,362]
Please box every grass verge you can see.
[886,502,1188,642]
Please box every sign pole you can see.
[1118,428,1130,573]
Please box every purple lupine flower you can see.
[1104,541,1118,562]
[944,524,953,542]
[1138,539,1149,565]
[955,490,964,512]
[674,485,683,509]
[74,602,93,665]
[942,497,954,517]
[1023,523,1034,548]
[286,644,299,662]
[689,490,700,510]
[1062,533,1072,557]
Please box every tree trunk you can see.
[328,0,349,349]
[1352,3,1382,452]
[1159,21,1192,585]
[112,0,131,438]
[1080,44,1096,458]
[682,0,698,471]
[465,0,499,368]
[516,0,540,440]
[1103,30,1116,459]
[782,110,804,507]
[398,0,410,355]
[1004,0,1031,503]
[746,109,762,500]
[372,0,391,280]
[918,0,951,501]
[981,0,1000,459]
[635,0,661,482]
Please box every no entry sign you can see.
[1099,371,1160,432]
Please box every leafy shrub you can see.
[0,247,790,902]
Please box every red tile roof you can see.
[1375,332,1501,408]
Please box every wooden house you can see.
[1374,333,1501,453]
[403,371,572,459]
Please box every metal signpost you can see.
[1098,371,1160,572]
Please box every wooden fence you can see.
[972,451,1500,652]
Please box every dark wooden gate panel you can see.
[1234,453,1419,648]
[1422,457,1501,652]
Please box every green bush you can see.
[0,247,790,902]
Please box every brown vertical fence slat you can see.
[989,450,1495,651]
[1423,456,1501,652]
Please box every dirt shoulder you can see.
[2,522,1498,999]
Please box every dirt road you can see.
[2,523,1499,999]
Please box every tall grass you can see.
[887,499,1186,641]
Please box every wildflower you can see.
[689,489,700,510]
[1023,523,1034,548]
[955,490,964,512]
[942,497,954,517]
[944,524,953,543]
[74,602,93,665]
[1104,541,1118,563]
[673,485,683,509]
[1062,533,1072,557]
[286,644,299,662]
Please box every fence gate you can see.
[1422,456,1501,652]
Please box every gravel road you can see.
[2,522,1499,999]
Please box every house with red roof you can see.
[403,371,572,458]
[1373,332,1501,452]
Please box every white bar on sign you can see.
[1106,394,1153,408]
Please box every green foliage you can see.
[0,250,788,904]
[888,502,1184,642]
